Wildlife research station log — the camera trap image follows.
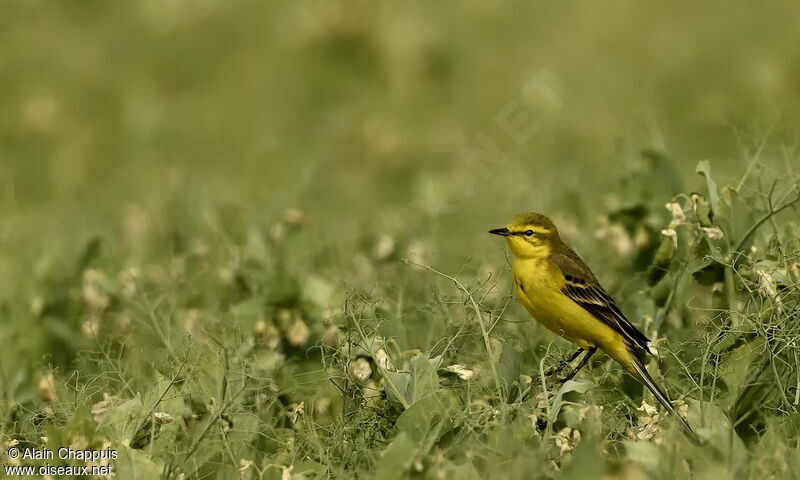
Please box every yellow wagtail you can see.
[490,212,698,442]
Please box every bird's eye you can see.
[524,230,534,237]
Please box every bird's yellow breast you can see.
[512,257,627,358]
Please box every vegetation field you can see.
[1,2,800,479]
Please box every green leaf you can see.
[294,460,328,477]
[715,185,756,251]
[372,432,417,480]
[302,274,338,309]
[436,461,482,480]
[692,401,747,469]
[395,390,454,443]
[428,354,443,369]
[97,396,146,444]
[499,342,521,401]
[648,236,675,286]
[113,446,165,480]
[561,421,603,480]
[692,193,715,227]
[385,354,442,409]
[696,160,720,213]
[130,417,160,449]
[407,354,440,404]
[384,370,411,407]
[624,440,662,474]
[550,379,594,423]
[75,236,103,272]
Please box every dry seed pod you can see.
[372,234,395,262]
[39,373,56,403]
[284,208,305,226]
[323,323,341,348]
[286,315,310,347]
[348,358,373,383]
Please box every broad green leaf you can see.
[113,446,165,480]
[407,354,439,404]
[550,379,594,423]
[696,160,719,213]
[64,404,96,439]
[395,390,454,443]
[499,342,521,400]
[97,396,146,444]
[384,370,411,407]
[372,432,417,480]
[294,460,328,477]
[692,193,715,227]
[244,227,269,264]
[648,235,675,286]
[428,354,443,369]
[716,185,756,251]
[561,421,603,480]
[692,401,747,470]
[625,440,662,474]
[302,274,338,309]
[435,461,482,480]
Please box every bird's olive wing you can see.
[550,251,652,353]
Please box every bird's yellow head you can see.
[489,212,561,259]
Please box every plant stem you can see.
[348,311,410,410]
[407,260,505,403]
[733,187,800,252]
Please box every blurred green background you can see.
[2,1,799,267]
[2,1,800,478]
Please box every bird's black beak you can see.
[489,227,511,236]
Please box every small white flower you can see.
[239,459,255,474]
[636,400,663,442]
[91,393,116,423]
[372,234,395,262]
[363,379,383,404]
[282,465,293,480]
[444,364,474,380]
[791,262,800,281]
[315,397,331,417]
[554,427,579,455]
[661,228,678,249]
[757,270,778,298]
[284,208,305,226]
[374,348,395,371]
[700,226,724,240]
[665,202,686,227]
[153,412,174,424]
[286,315,310,347]
[39,373,56,403]
[637,400,659,417]
[289,403,304,424]
[270,222,286,246]
[757,271,781,310]
[348,358,373,383]
[82,269,110,312]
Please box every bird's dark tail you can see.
[628,354,700,445]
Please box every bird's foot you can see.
[542,361,569,379]
[540,347,597,387]
[539,348,583,383]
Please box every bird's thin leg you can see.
[565,348,584,365]
[543,347,585,377]
[561,347,597,383]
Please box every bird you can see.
[489,212,699,443]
